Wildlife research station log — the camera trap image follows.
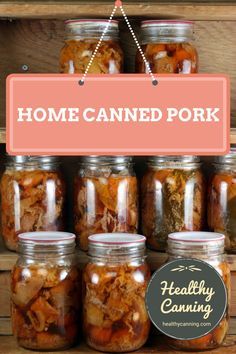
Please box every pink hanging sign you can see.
[6,74,230,155]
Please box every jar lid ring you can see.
[141,20,194,27]
[168,232,225,244]
[88,233,146,246]
[18,232,76,245]
[65,19,119,26]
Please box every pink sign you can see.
[7,74,230,155]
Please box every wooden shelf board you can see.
[1,128,236,145]
[0,128,5,144]
[3,315,236,335]
[0,239,236,271]
[3,0,236,2]
[0,2,236,20]
[0,241,18,271]
[231,128,236,144]
[0,335,236,354]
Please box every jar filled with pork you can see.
[208,148,236,252]
[136,20,198,74]
[83,233,150,352]
[74,156,138,251]
[166,232,230,351]
[11,232,81,350]
[0,156,65,251]
[60,19,123,74]
[141,156,205,251]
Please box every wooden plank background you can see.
[1,128,236,145]
[0,1,236,20]
[3,0,236,3]
[1,335,236,353]
[0,19,235,131]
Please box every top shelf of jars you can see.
[0,0,236,20]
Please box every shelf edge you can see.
[0,128,6,144]
[1,128,236,145]
[0,3,236,20]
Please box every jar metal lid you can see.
[65,19,119,26]
[168,232,225,245]
[215,147,236,164]
[140,20,194,44]
[89,233,146,246]
[65,19,119,40]
[19,232,76,245]
[168,232,225,257]
[148,155,200,164]
[6,155,60,165]
[88,233,146,258]
[141,20,194,28]
[81,156,133,165]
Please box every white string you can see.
[79,3,157,85]
[119,5,157,85]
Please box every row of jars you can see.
[60,19,198,74]
[11,231,230,352]
[1,153,236,253]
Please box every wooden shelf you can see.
[0,3,235,128]
[1,239,236,271]
[0,240,236,336]
[0,1,236,20]
[1,128,236,145]
[231,128,236,144]
[0,239,169,271]
[0,128,6,144]
[0,335,236,354]
[0,0,236,346]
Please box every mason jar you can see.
[141,156,205,251]
[11,232,81,350]
[60,19,124,73]
[74,156,138,251]
[208,149,236,252]
[136,20,198,74]
[83,233,150,352]
[166,232,230,351]
[0,156,65,251]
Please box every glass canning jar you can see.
[141,156,206,251]
[0,156,65,251]
[83,233,150,352]
[136,20,198,74]
[74,156,138,251]
[208,148,236,252]
[60,19,124,74]
[11,232,81,350]
[166,232,230,351]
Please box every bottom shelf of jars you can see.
[1,240,236,350]
[0,335,236,354]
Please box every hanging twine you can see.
[79,0,157,86]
